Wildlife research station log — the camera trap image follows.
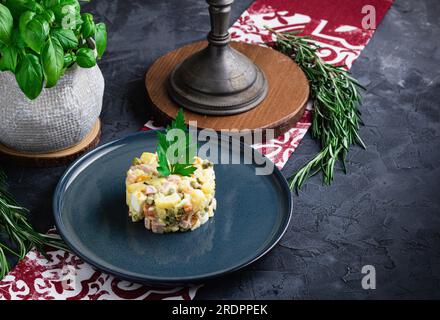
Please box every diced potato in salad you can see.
[126,152,216,233]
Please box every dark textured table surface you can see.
[3,0,440,299]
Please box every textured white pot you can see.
[0,64,104,153]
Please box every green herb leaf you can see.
[157,131,170,150]
[0,168,69,279]
[11,28,26,49]
[173,130,196,166]
[63,51,75,68]
[266,28,365,193]
[4,0,36,19]
[156,109,197,177]
[42,0,60,8]
[51,28,77,49]
[0,0,106,100]
[0,46,18,72]
[15,53,43,99]
[19,11,49,53]
[81,12,95,38]
[172,163,197,176]
[76,47,95,67]
[0,3,13,45]
[52,0,80,23]
[39,9,55,24]
[169,107,186,131]
[41,35,64,87]
[94,22,107,59]
[35,2,44,14]
[19,10,36,32]
[157,145,171,177]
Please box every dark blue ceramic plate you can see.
[53,131,292,284]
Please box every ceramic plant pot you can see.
[0,64,104,153]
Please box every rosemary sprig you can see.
[0,169,68,279]
[267,28,366,193]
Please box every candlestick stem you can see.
[168,0,268,115]
[207,0,233,45]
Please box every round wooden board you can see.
[0,119,101,167]
[146,41,310,136]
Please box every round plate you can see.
[53,131,292,285]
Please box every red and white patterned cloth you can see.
[0,0,393,300]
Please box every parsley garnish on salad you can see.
[156,109,197,177]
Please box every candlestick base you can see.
[169,43,268,115]
[145,41,309,136]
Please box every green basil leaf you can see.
[74,13,83,32]
[19,11,49,53]
[81,13,95,38]
[95,22,107,59]
[37,15,50,37]
[41,35,63,88]
[4,0,36,19]
[42,0,60,9]
[76,47,96,68]
[15,53,43,100]
[0,46,18,72]
[63,51,75,68]
[52,0,80,24]
[39,9,55,24]
[35,2,44,14]
[19,10,35,32]
[51,28,77,49]
[12,28,26,48]
[0,3,13,45]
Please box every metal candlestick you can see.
[168,0,268,115]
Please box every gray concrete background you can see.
[3,0,440,299]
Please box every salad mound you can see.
[126,152,216,233]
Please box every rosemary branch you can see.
[0,169,68,279]
[267,28,366,193]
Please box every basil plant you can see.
[0,0,107,99]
